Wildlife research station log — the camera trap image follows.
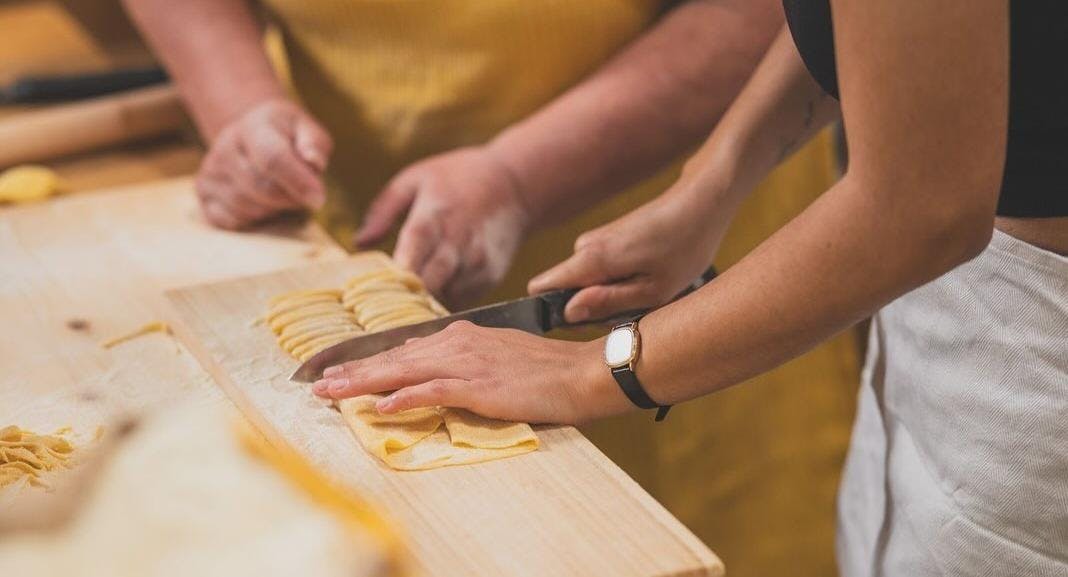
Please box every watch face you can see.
[604,325,638,368]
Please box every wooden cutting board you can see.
[166,256,723,577]
[0,176,344,443]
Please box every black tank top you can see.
[783,0,1068,218]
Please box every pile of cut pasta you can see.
[267,289,357,362]
[266,268,448,362]
[264,265,538,471]
[0,426,75,489]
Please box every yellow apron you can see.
[260,2,859,575]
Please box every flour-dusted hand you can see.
[354,147,531,309]
[312,321,633,425]
[195,99,333,230]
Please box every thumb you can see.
[354,179,418,248]
[293,115,333,172]
[564,281,652,324]
[527,247,614,296]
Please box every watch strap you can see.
[611,365,672,421]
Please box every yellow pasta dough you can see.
[266,265,539,471]
[100,321,173,349]
[338,396,537,471]
[0,426,75,489]
[265,292,361,361]
[0,165,63,205]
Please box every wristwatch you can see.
[603,319,671,421]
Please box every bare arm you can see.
[123,0,331,229]
[314,0,1009,427]
[122,0,284,139]
[592,0,1007,414]
[357,0,785,305]
[488,0,785,228]
[529,28,841,322]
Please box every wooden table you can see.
[1,176,720,577]
[0,177,342,434]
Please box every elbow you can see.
[851,170,999,275]
[909,187,998,273]
[938,209,995,265]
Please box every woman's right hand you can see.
[527,181,735,324]
[195,99,333,230]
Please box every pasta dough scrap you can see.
[266,265,538,471]
[100,321,173,349]
[0,426,75,489]
[0,165,63,205]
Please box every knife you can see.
[289,266,718,382]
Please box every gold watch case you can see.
[604,321,641,369]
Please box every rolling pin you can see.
[0,84,187,168]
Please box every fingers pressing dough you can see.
[265,263,539,471]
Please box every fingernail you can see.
[312,380,329,395]
[376,395,395,413]
[327,378,349,393]
[323,365,343,378]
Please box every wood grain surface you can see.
[0,177,343,441]
[167,256,723,577]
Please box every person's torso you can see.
[260,0,663,158]
[782,0,1068,219]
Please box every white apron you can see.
[837,230,1068,576]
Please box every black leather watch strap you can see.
[611,365,671,422]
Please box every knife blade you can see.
[289,288,574,382]
[289,266,718,382]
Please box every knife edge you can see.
[289,291,561,382]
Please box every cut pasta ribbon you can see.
[0,426,75,489]
[266,265,538,471]
[100,321,173,349]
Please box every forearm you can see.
[575,0,1009,414]
[669,28,840,218]
[123,0,286,140]
[487,0,782,228]
[581,173,995,418]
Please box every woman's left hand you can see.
[312,321,630,425]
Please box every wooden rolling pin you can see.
[0,84,186,168]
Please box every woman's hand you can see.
[195,99,333,230]
[528,181,735,324]
[354,147,531,309]
[311,321,631,425]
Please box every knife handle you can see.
[541,265,718,331]
[539,288,580,332]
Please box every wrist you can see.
[569,339,638,423]
[480,144,536,236]
[659,176,740,260]
[205,91,291,142]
